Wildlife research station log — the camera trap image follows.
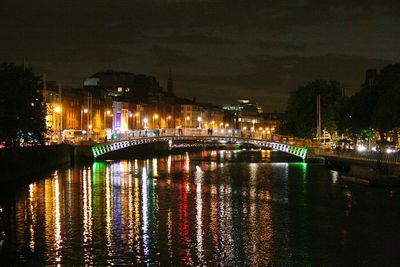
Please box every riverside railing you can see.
[317,150,400,165]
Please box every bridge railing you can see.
[106,128,276,143]
[92,134,308,160]
[317,150,400,165]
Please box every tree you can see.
[285,80,346,138]
[371,64,400,133]
[0,63,46,147]
[343,63,400,143]
[344,85,378,133]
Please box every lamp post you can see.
[153,114,159,129]
[135,112,139,129]
[81,108,88,131]
[104,110,111,139]
[167,115,171,128]
[129,113,133,130]
[197,116,202,129]
[185,116,190,128]
[54,105,62,142]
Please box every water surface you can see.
[1,149,400,265]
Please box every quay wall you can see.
[0,144,73,183]
[323,155,400,186]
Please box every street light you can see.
[135,112,139,129]
[104,110,111,138]
[185,116,190,128]
[129,113,133,130]
[81,108,88,131]
[252,120,256,131]
[197,116,202,128]
[54,105,62,142]
[167,115,171,128]
[143,118,148,129]
[88,124,92,139]
[153,114,159,128]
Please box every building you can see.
[365,69,377,88]
[223,99,262,130]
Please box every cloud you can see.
[148,46,194,66]
[155,32,235,45]
[256,40,305,51]
[172,54,393,111]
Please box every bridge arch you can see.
[92,135,308,161]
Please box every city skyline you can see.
[1,1,399,111]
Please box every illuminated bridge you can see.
[92,135,308,161]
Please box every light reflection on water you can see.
[2,150,400,265]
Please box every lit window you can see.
[117,87,123,92]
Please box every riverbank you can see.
[0,142,291,184]
[0,144,73,184]
[324,156,400,186]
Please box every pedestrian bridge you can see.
[92,135,308,160]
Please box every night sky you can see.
[1,0,399,111]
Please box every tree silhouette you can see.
[0,63,46,147]
[285,80,346,138]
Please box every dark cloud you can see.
[1,0,400,111]
[155,32,235,45]
[256,41,305,51]
[148,46,194,66]
[173,54,393,111]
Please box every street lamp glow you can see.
[83,108,88,113]
[106,110,111,115]
[135,112,139,117]
[197,116,202,128]
[186,116,190,120]
[225,123,229,127]
[143,118,148,123]
[54,106,61,113]
[153,114,159,119]
[167,115,171,120]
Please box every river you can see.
[1,149,400,265]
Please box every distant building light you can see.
[117,87,123,92]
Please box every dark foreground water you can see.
[1,149,400,266]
